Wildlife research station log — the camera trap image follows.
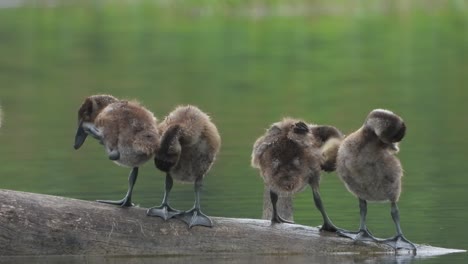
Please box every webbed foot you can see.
[147,204,181,221]
[380,234,417,253]
[97,197,133,207]
[319,222,341,232]
[337,228,379,242]
[176,208,213,228]
[271,214,294,225]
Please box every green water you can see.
[1,0,468,262]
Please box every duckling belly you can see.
[169,147,216,183]
[113,149,153,168]
[339,163,401,202]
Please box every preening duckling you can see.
[336,109,416,252]
[251,118,343,231]
[147,105,221,228]
[74,94,160,207]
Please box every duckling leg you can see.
[310,185,339,232]
[270,190,294,224]
[379,202,417,252]
[147,173,181,220]
[97,167,138,207]
[337,199,380,241]
[176,177,212,228]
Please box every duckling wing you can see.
[251,136,273,168]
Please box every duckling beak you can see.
[74,121,88,150]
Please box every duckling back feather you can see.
[252,118,321,194]
[156,105,221,182]
[95,100,160,167]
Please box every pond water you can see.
[0,0,467,263]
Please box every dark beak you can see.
[74,121,88,150]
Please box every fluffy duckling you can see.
[251,118,343,231]
[74,94,160,207]
[336,109,416,252]
[147,105,221,228]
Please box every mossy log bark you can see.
[0,189,464,257]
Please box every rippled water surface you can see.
[0,0,467,263]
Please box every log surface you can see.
[0,189,465,257]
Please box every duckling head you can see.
[364,109,406,144]
[74,94,118,149]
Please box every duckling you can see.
[251,118,343,231]
[336,109,416,252]
[74,94,160,207]
[147,105,221,228]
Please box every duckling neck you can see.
[159,125,182,153]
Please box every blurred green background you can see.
[0,0,467,262]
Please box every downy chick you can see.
[336,109,416,252]
[147,105,221,228]
[252,118,343,232]
[74,94,160,207]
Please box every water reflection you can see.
[2,251,468,264]
[0,254,419,264]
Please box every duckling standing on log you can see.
[74,94,160,207]
[147,105,221,228]
[251,118,343,231]
[336,109,416,252]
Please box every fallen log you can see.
[0,189,464,257]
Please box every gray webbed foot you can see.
[271,214,294,225]
[176,208,213,228]
[337,228,380,242]
[319,222,341,232]
[147,204,181,221]
[97,197,134,207]
[380,234,417,253]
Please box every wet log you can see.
[0,189,464,257]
